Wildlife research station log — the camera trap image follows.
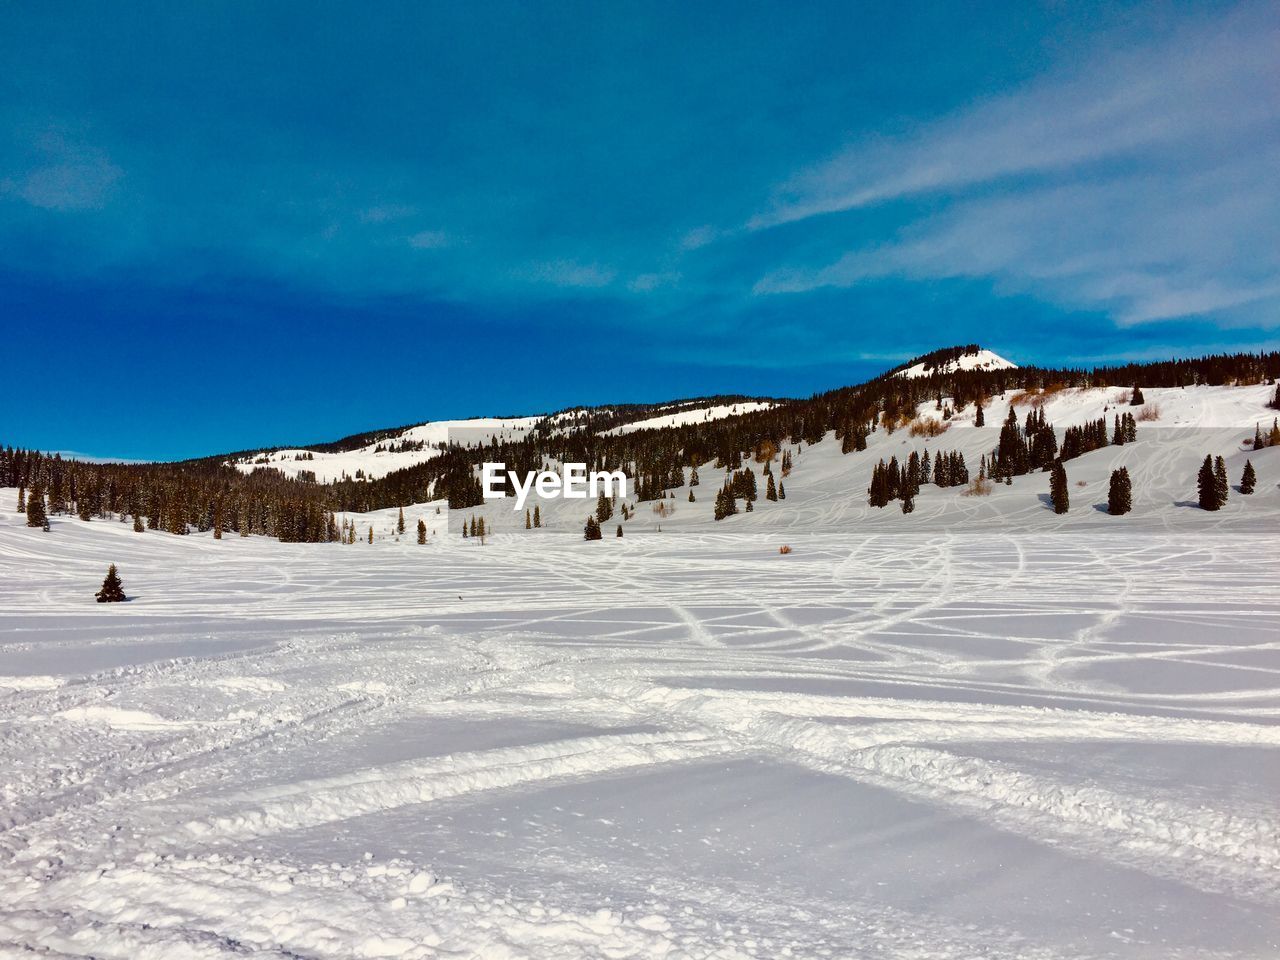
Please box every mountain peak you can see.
[893,345,1018,379]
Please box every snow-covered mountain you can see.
[894,346,1018,379]
[229,399,778,481]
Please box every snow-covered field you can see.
[3,513,1279,955]
[4,383,1280,959]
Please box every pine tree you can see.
[1270,382,1280,411]
[1131,386,1145,406]
[1240,460,1256,495]
[417,518,427,543]
[213,500,223,539]
[713,484,738,520]
[16,486,25,513]
[974,403,984,427]
[397,507,405,535]
[1107,467,1132,515]
[1049,462,1069,514]
[901,492,914,514]
[778,481,785,500]
[766,474,778,501]
[133,511,144,533]
[1197,456,1219,511]
[525,509,532,529]
[533,505,541,528]
[95,564,127,603]
[616,524,623,537]
[25,486,47,529]
[688,489,696,502]
[689,466,699,487]
[584,516,602,540]
[368,525,374,543]
[1214,456,1229,507]
[77,495,92,522]
[1271,418,1280,447]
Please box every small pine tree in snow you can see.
[397,507,405,535]
[616,524,623,537]
[533,505,541,528]
[1197,456,1219,511]
[1107,468,1132,515]
[367,525,374,543]
[417,518,427,543]
[525,509,531,529]
[778,481,785,500]
[16,486,25,513]
[901,492,914,514]
[1049,462,1069,514]
[1214,456,1229,507]
[1240,460,1256,495]
[1130,386,1145,406]
[26,486,47,529]
[766,474,777,501]
[584,516,602,540]
[95,564,127,603]
[133,512,144,533]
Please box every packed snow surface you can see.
[895,348,1018,378]
[4,382,1280,958]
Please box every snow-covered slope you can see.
[229,417,543,482]
[431,382,1279,537]
[229,400,780,481]
[895,347,1018,379]
[601,401,776,435]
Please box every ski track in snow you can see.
[2,391,1280,960]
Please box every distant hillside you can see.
[6,346,1278,541]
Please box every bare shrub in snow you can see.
[908,417,949,438]
[1136,403,1161,421]
[961,477,994,497]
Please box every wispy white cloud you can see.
[629,271,681,292]
[406,229,451,249]
[4,132,122,211]
[751,4,1280,327]
[521,259,617,289]
[359,203,416,223]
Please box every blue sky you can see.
[2,1,1277,459]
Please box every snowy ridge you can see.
[601,401,776,435]
[895,347,1018,379]
[229,416,543,483]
